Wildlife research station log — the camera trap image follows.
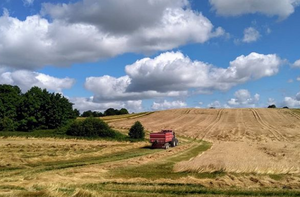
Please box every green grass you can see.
[110,140,215,180]
[0,146,162,177]
[80,182,300,197]
[0,111,154,141]
[0,128,137,142]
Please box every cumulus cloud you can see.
[151,100,187,110]
[207,101,222,108]
[243,27,260,43]
[0,0,225,70]
[227,89,260,108]
[0,69,75,92]
[282,94,300,108]
[85,75,187,102]
[292,59,300,68]
[70,97,143,113]
[85,51,282,102]
[268,98,276,105]
[23,0,34,6]
[209,0,300,19]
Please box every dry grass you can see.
[1,108,300,196]
[110,108,300,174]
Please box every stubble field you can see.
[1,108,300,196]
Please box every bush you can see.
[0,117,18,131]
[268,104,276,108]
[128,121,145,139]
[66,117,116,138]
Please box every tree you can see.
[66,117,116,137]
[104,108,117,116]
[268,104,276,108]
[119,108,129,115]
[0,85,22,131]
[128,121,145,139]
[82,110,93,117]
[73,109,80,117]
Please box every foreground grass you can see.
[0,145,161,178]
[8,182,300,197]
[1,137,300,196]
[110,140,215,180]
[0,129,139,142]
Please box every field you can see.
[1,108,300,196]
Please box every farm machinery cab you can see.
[150,130,179,149]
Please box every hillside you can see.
[110,108,300,174]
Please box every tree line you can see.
[81,108,129,117]
[0,84,78,131]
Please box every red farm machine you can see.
[149,130,178,149]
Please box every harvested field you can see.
[110,109,300,174]
[1,108,300,196]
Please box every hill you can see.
[110,108,300,174]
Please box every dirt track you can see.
[111,108,300,174]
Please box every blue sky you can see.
[0,0,300,112]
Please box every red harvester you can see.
[149,130,179,149]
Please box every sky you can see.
[0,0,300,113]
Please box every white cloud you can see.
[243,27,260,43]
[207,101,221,108]
[85,51,282,102]
[297,77,300,81]
[0,69,75,92]
[70,97,143,113]
[268,98,276,105]
[152,100,187,110]
[292,59,300,68]
[209,0,300,19]
[0,0,225,70]
[85,74,187,102]
[282,95,300,108]
[227,89,260,108]
[23,0,34,6]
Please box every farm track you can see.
[200,109,224,140]
[250,109,286,141]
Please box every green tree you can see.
[268,104,276,108]
[18,87,46,130]
[128,121,145,139]
[66,117,116,137]
[119,108,129,115]
[46,92,76,129]
[0,85,22,131]
[82,110,93,117]
[104,108,117,116]
[18,87,77,131]
[73,109,80,117]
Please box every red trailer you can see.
[149,130,178,149]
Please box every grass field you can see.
[1,109,300,196]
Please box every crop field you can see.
[1,109,300,196]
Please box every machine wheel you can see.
[171,140,176,147]
[175,139,179,146]
[164,143,169,149]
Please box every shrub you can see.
[128,121,145,139]
[268,104,276,108]
[66,117,116,138]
